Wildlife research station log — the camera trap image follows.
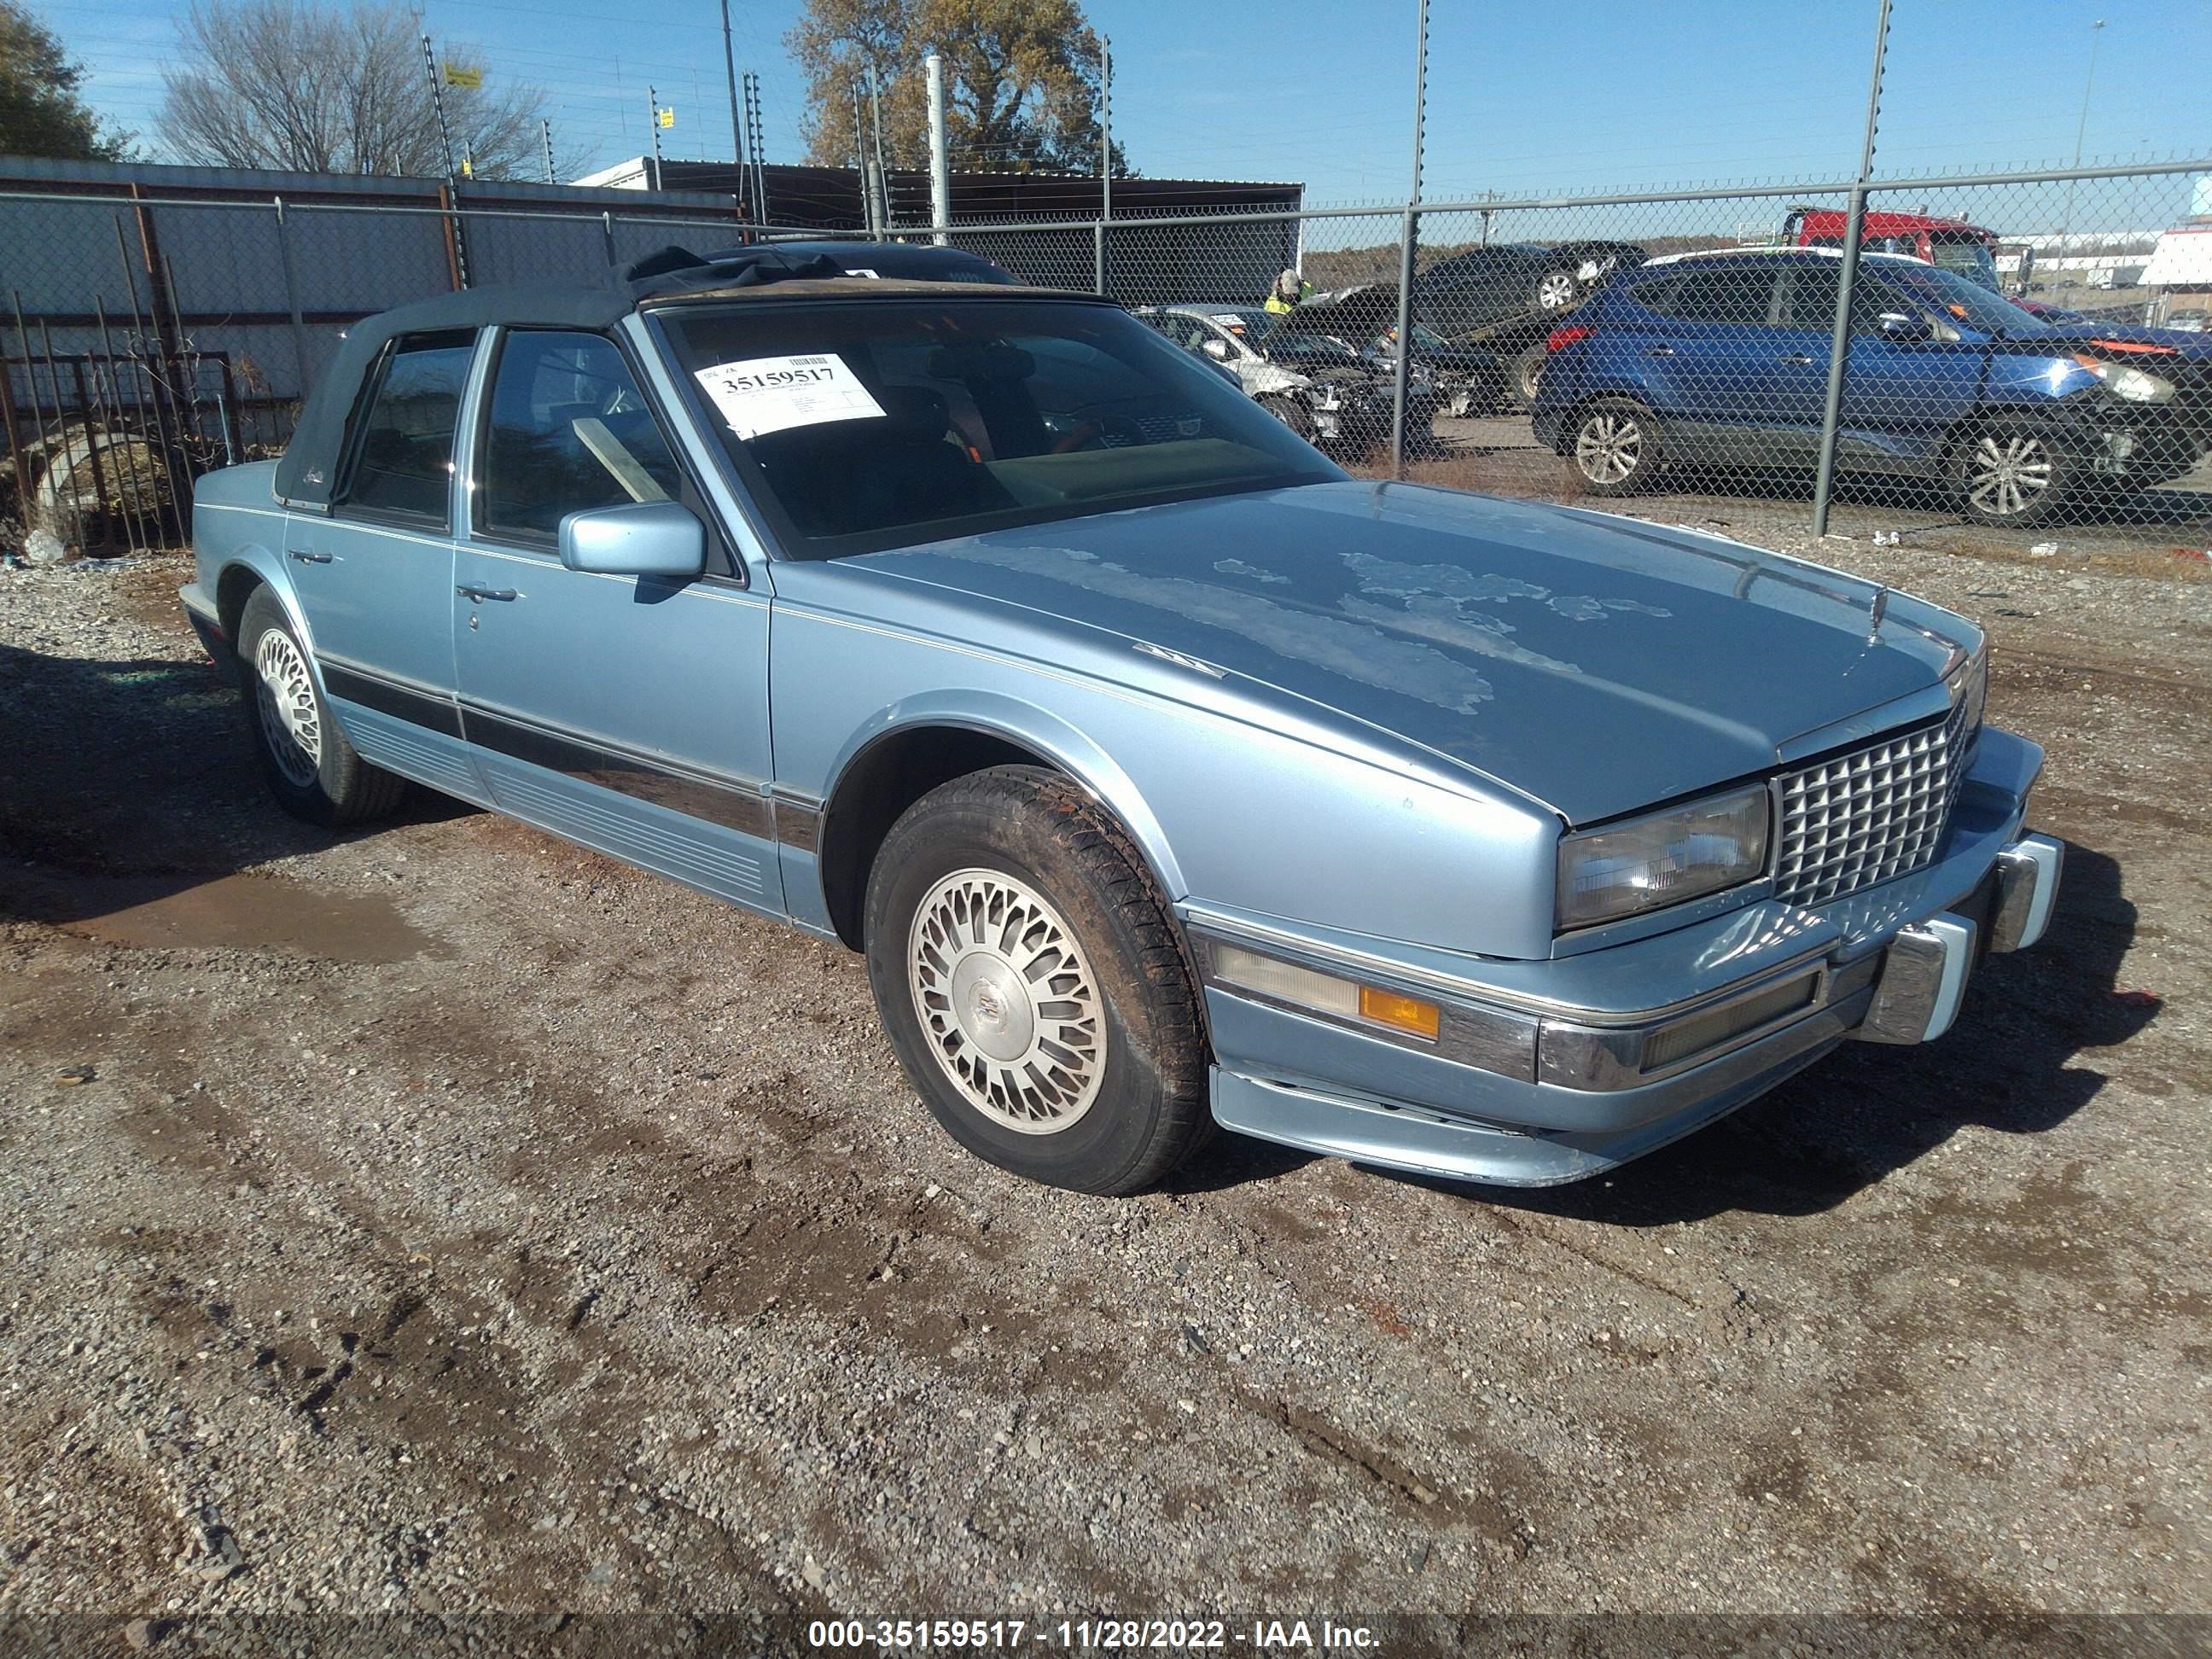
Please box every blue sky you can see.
[52,0,2212,207]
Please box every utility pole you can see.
[648,86,666,192]
[542,119,556,184]
[1388,0,1429,479]
[850,82,872,236]
[926,53,950,245]
[1099,36,1112,225]
[420,34,469,287]
[720,0,747,211]
[744,73,769,225]
[2058,18,2106,261]
[866,63,890,233]
[1809,0,1894,538]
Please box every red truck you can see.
[1784,206,2005,291]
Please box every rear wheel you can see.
[862,766,1210,1195]
[1535,267,1580,312]
[1952,424,2075,527]
[1569,397,1662,495]
[236,586,407,826]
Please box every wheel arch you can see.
[812,698,1188,954]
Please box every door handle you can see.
[456,585,519,602]
[1644,345,1675,357]
[1778,352,1815,365]
[288,550,333,563]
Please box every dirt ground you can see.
[0,521,2207,1644]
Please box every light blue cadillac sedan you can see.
[179,248,2063,1196]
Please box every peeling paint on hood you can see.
[839,480,1975,824]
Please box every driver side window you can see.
[477,330,684,544]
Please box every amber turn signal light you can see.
[1358,986,1441,1041]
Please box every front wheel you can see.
[1258,394,1317,445]
[1511,344,1547,407]
[1952,424,2075,527]
[1569,397,1663,495]
[862,766,1211,1195]
[236,586,407,826]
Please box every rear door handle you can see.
[456,585,519,602]
[288,550,333,563]
[1644,345,1675,357]
[1778,352,1815,364]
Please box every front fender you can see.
[819,688,1188,902]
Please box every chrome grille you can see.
[1774,699,1970,907]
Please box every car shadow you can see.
[1415,839,2147,1225]
[0,638,473,935]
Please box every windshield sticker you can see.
[692,353,886,440]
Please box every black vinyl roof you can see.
[271,246,1087,507]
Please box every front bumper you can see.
[1188,728,2061,1186]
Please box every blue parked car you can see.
[180,248,2062,1195]
[1533,247,2212,526]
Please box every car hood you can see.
[841,481,1976,824]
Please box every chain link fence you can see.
[4,158,2209,560]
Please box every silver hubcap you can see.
[1965,434,2053,518]
[253,627,321,786]
[1575,412,1644,484]
[908,868,1104,1134]
[1539,272,1578,310]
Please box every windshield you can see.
[661,298,1340,557]
[1930,236,2001,292]
[1870,261,2055,337]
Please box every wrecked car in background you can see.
[1134,304,1440,452]
[179,247,2063,1199]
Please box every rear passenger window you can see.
[339,331,474,526]
[477,331,685,544]
[1639,267,1777,327]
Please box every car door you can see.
[1627,264,1790,464]
[450,326,783,915]
[1833,269,1988,474]
[282,329,477,792]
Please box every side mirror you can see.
[1877,311,1933,343]
[558,501,707,579]
[1201,336,1231,361]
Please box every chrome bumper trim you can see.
[1857,911,1976,1045]
[1991,833,2064,953]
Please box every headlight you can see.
[1556,784,1771,932]
[1948,644,1988,751]
[2072,354,2175,405]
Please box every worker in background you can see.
[1263,268,1312,314]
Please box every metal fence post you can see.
[1093,221,1106,296]
[1389,0,1430,480]
[1810,0,1893,538]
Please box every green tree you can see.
[0,1,133,160]
[787,0,1130,177]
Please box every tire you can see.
[1259,394,1317,445]
[862,765,1210,1196]
[1569,397,1663,496]
[1950,423,2076,527]
[1511,344,1547,408]
[236,586,408,826]
[1534,267,1580,312]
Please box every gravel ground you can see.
[0,527,2207,1643]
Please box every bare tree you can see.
[158,0,573,180]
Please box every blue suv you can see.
[1532,248,2212,527]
